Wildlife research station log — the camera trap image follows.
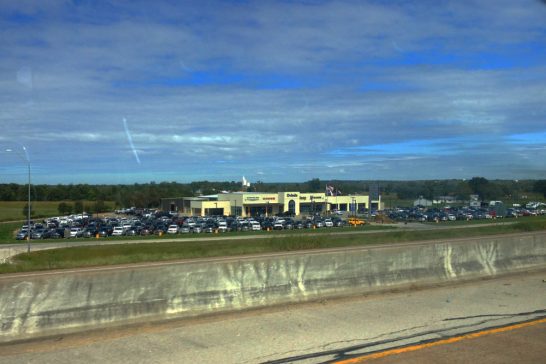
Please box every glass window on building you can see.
[288,200,296,215]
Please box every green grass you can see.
[2,218,545,274]
[0,201,114,222]
[0,222,21,241]
[0,201,62,222]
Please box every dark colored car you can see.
[261,221,274,230]
[98,226,113,237]
[294,221,304,229]
[31,228,47,239]
[49,228,65,239]
[139,225,153,236]
[124,226,141,236]
[82,227,99,238]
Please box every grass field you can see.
[0,201,113,222]
[0,222,21,241]
[1,217,545,274]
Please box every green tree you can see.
[306,178,321,192]
[22,203,34,218]
[93,200,108,213]
[74,201,84,214]
[58,202,73,215]
[454,181,473,200]
[467,177,504,201]
[534,180,546,198]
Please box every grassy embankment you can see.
[1,217,545,274]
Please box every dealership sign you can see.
[244,195,278,203]
[299,194,324,201]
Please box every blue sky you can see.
[1,0,546,184]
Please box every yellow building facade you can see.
[162,192,381,217]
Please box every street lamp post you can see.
[5,146,31,253]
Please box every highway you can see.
[1,269,544,363]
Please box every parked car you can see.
[69,227,83,237]
[124,226,140,236]
[31,228,47,239]
[167,224,179,234]
[273,221,284,230]
[203,226,215,233]
[217,221,228,232]
[179,226,191,233]
[15,229,29,240]
[347,217,365,226]
[82,227,99,238]
[112,226,124,236]
[99,226,113,237]
[304,220,315,229]
[139,225,153,236]
[49,228,65,239]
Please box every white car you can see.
[112,226,124,236]
[273,221,284,230]
[69,227,82,237]
[217,221,228,232]
[167,224,179,234]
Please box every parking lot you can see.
[13,202,545,241]
[384,204,545,222]
[14,209,360,241]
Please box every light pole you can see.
[5,145,31,253]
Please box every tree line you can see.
[1,178,545,210]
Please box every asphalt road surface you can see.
[1,269,544,364]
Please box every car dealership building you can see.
[161,191,382,217]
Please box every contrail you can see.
[123,117,141,164]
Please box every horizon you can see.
[0,177,538,188]
[1,1,546,184]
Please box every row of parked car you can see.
[385,206,545,222]
[14,213,353,240]
[164,215,349,235]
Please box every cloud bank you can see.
[1,0,545,183]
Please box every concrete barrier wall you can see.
[1,232,545,342]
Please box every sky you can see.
[1,0,546,185]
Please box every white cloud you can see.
[1,1,545,183]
